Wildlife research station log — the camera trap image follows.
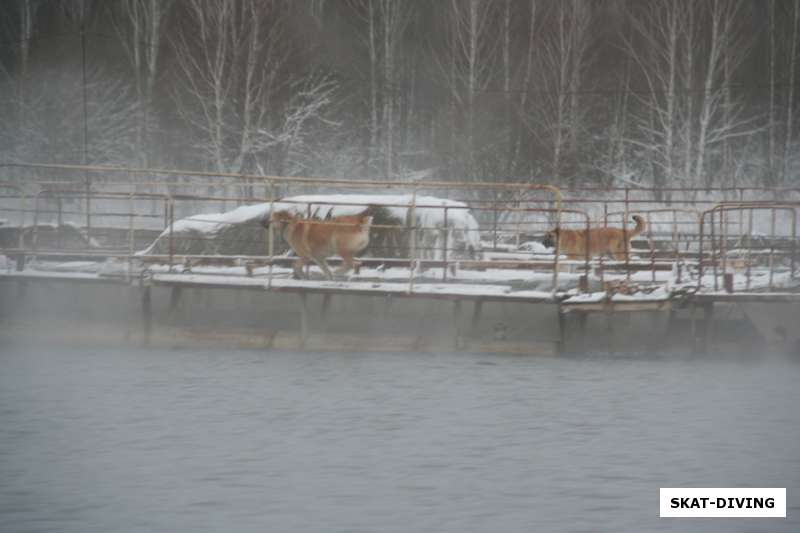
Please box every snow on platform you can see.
[2,254,797,307]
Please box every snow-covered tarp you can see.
[139,194,483,259]
[0,222,99,250]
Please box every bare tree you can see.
[171,0,288,175]
[379,0,411,179]
[1,65,136,165]
[171,0,339,192]
[625,0,756,188]
[347,0,380,171]
[255,73,339,177]
[112,0,172,168]
[768,0,778,184]
[509,0,538,177]
[625,0,683,188]
[783,0,800,182]
[11,0,37,161]
[694,1,741,185]
[527,0,592,183]
[433,0,502,180]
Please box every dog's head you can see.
[263,210,297,231]
[541,228,559,249]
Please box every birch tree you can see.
[436,0,501,180]
[625,0,756,188]
[783,0,800,183]
[768,0,778,184]
[10,0,37,161]
[1,65,136,165]
[510,0,538,177]
[625,0,683,188]
[171,0,338,187]
[112,0,172,168]
[379,0,411,179]
[172,0,279,175]
[527,0,592,184]
[693,0,749,186]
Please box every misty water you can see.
[1,343,798,533]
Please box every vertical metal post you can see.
[442,205,449,282]
[791,209,797,280]
[582,215,590,292]
[8,185,26,271]
[453,299,462,350]
[624,187,631,283]
[745,209,753,290]
[168,287,182,315]
[551,204,562,295]
[408,186,417,293]
[720,208,728,282]
[471,299,483,332]
[697,214,706,292]
[168,199,175,273]
[672,209,680,283]
[515,188,522,250]
[702,302,714,353]
[163,197,169,229]
[305,203,313,279]
[738,188,745,238]
[141,285,152,346]
[710,210,718,291]
[267,179,275,289]
[56,195,63,249]
[492,189,498,251]
[557,307,567,355]
[723,272,733,293]
[408,187,417,293]
[84,180,91,245]
[128,180,135,282]
[790,209,797,279]
[299,293,308,348]
[81,15,91,239]
[769,208,776,290]
[598,255,605,288]
[31,191,40,263]
[18,187,27,252]
[647,213,655,283]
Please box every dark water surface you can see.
[1,342,798,532]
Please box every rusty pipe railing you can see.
[697,203,798,293]
[7,164,800,300]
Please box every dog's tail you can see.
[629,214,646,237]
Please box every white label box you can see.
[660,488,786,518]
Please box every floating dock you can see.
[1,163,799,355]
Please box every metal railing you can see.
[697,203,799,292]
[2,163,799,298]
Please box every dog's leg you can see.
[335,250,354,275]
[309,256,334,280]
[611,242,627,262]
[292,257,307,279]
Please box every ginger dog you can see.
[268,210,372,280]
[542,214,646,260]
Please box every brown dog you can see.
[542,215,646,260]
[269,210,372,280]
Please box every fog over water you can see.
[1,343,798,532]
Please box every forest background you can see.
[1,0,799,193]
